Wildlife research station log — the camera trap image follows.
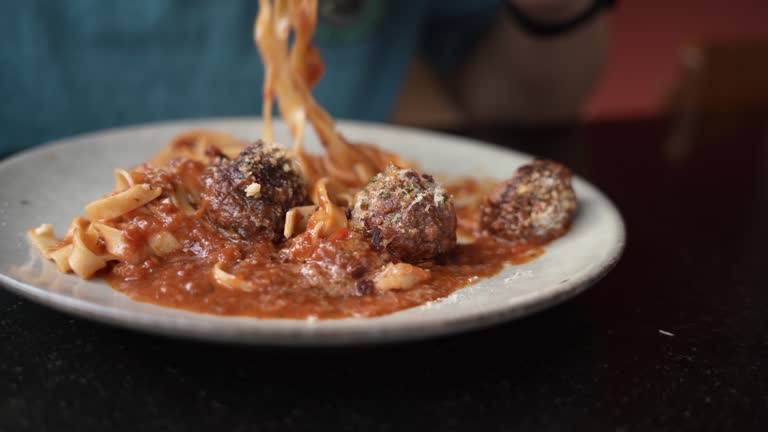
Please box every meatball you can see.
[481,159,577,244]
[350,164,456,262]
[201,140,306,240]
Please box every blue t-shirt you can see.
[0,0,498,156]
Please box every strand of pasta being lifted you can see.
[255,0,405,188]
[26,0,578,319]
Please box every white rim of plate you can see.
[0,118,626,346]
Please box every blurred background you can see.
[585,0,768,121]
[394,0,768,128]
[1,0,768,157]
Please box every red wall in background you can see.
[585,0,768,119]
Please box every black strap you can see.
[505,0,616,38]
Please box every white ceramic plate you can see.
[0,118,624,345]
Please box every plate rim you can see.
[0,117,626,346]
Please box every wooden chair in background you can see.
[663,40,768,161]
[666,40,768,114]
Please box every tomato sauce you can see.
[105,176,545,319]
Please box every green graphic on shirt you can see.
[315,0,386,42]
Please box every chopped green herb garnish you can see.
[380,191,390,198]
[391,213,402,223]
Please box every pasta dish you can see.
[27,0,578,319]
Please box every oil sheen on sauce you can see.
[105,178,545,319]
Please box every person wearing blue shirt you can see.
[0,0,611,157]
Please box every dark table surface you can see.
[2,113,768,431]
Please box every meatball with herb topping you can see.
[481,159,577,244]
[350,164,456,262]
[201,140,306,241]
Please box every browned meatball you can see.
[350,164,456,262]
[201,140,306,240]
[481,159,577,244]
